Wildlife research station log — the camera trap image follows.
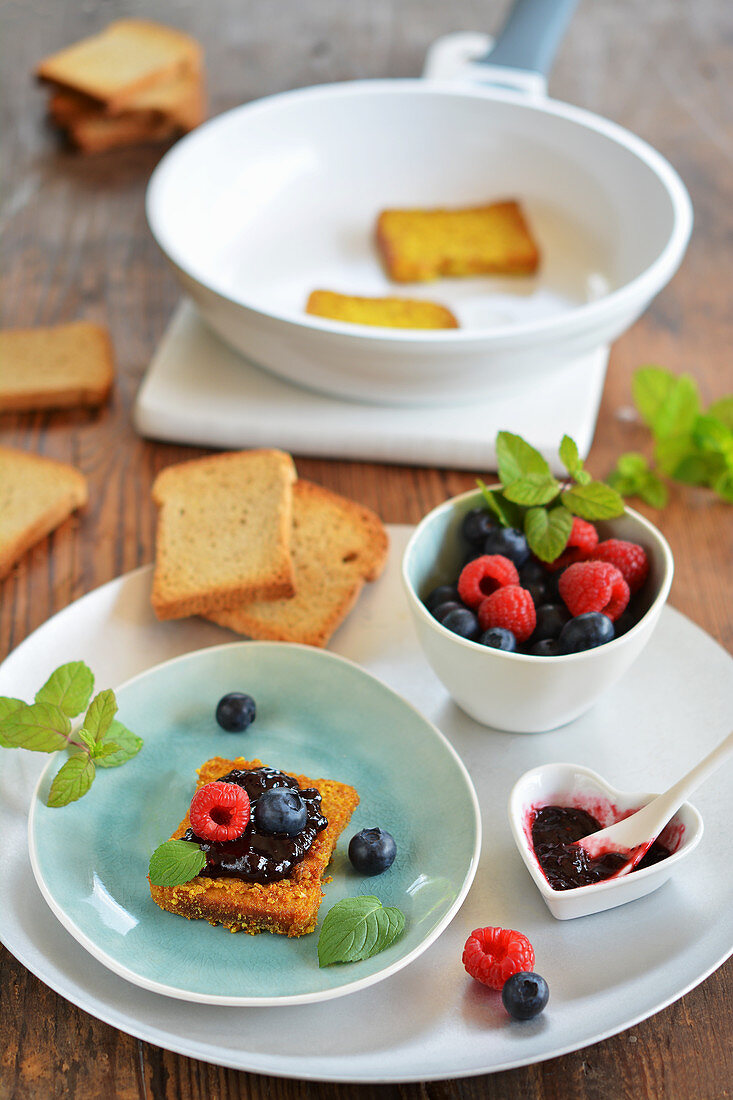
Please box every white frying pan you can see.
[146,0,692,406]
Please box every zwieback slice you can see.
[151,449,296,620]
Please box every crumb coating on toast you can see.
[149,757,359,936]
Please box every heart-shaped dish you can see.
[508,762,703,919]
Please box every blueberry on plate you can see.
[483,527,530,569]
[502,971,549,1020]
[461,506,496,547]
[424,584,460,613]
[519,559,547,587]
[558,612,614,653]
[254,787,307,836]
[523,581,547,607]
[216,692,256,732]
[532,603,571,642]
[348,827,397,875]
[441,607,481,641]
[479,627,517,652]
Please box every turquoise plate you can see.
[28,642,481,1005]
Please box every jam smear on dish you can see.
[183,767,327,884]
[531,805,671,891]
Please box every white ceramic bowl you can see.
[146,80,691,405]
[401,488,674,732]
[508,762,703,919]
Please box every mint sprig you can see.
[317,896,405,967]
[608,366,733,505]
[149,839,207,887]
[479,432,625,562]
[0,661,143,807]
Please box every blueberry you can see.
[501,972,549,1020]
[432,600,464,622]
[558,612,614,653]
[216,692,256,732]
[519,559,547,587]
[532,603,571,642]
[523,581,547,607]
[254,787,307,836]
[479,627,517,652]
[425,584,460,613]
[544,568,566,603]
[483,527,530,569]
[530,638,561,657]
[348,827,397,875]
[441,607,481,641]
[461,507,496,546]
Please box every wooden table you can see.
[2,1,731,1096]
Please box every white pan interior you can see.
[148,80,688,340]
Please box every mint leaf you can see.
[691,415,732,454]
[0,701,71,752]
[47,754,96,807]
[638,472,668,509]
[559,434,583,479]
[524,504,573,563]
[95,719,143,768]
[149,839,207,887]
[74,729,96,754]
[673,452,724,487]
[707,396,733,431]
[496,431,551,486]
[83,688,117,744]
[714,468,733,502]
[631,366,700,441]
[562,481,625,520]
[615,452,650,480]
[35,661,94,717]
[0,697,25,747]
[317,896,405,967]
[476,480,523,529]
[502,473,561,507]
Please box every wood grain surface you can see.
[1,0,731,1097]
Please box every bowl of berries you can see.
[401,433,674,732]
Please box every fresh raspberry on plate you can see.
[477,585,536,642]
[589,539,649,594]
[458,554,519,609]
[189,781,251,842]
[463,927,536,990]
[559,561,630,622]
[545,517,599,572]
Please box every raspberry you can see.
[189,781,250,842]
[477,585,536,642]
[463,927,536,990]
[457,555,519,609]
[589,539,649,594]
[545,518,599,572]
[559,561,630,622]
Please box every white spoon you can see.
[575,728,733,876]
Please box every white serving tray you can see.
[133,301,608,471]
[1,527,731,1083]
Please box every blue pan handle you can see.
[480,0,579,77]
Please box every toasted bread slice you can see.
[151,449,297,620]
[306,289,458,329]
[65,112,179,154]
[36,20,201,111]
[0,447,88,580]
[376,200,540,282]
[0,322,114,412]
[49,66,206,135]
[149,757,360,936]
[205,480,388,647]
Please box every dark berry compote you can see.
[531,805,671,891]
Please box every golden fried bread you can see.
[306,289,458,329]
[149,757,359,936]
[0,322,114,411]
[376,200,540,282]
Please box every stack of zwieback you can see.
[151,449,389,647]
[36,20,206,153]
